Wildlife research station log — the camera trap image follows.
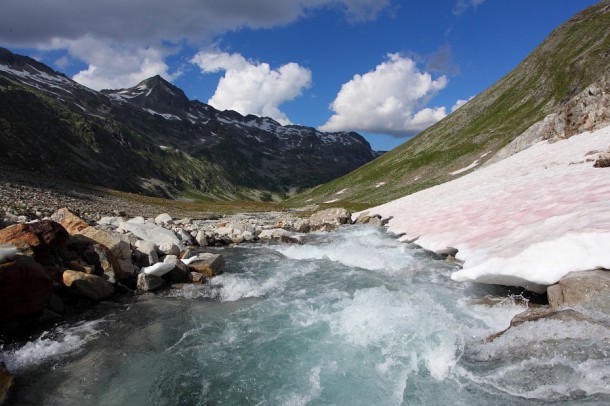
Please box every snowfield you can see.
[356,126,610,293]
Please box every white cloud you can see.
[47,36,178,90]
[319,53,448,136]
[453,0,485,16]
[451,95,475,112]
[192,51,312,124]
[0,0,392,90]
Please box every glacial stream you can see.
[3,225,610,405]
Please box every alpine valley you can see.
[0,48,377,201]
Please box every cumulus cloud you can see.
[452,0,485,16]
[319,53,448,136]
[192,51,311,124]
[0,1,391,90]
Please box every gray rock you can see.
[195,230,208,246]
[162,255,189,283]
[137,273,164,291]
[154,213,173,225]
[158,242,180,257]
[309,208,351,231]
[78,226,132,261]
[547,269,610,314]
[135,240,159,267]
[119,220,182,248]
[62,270,114,301]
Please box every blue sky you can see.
[0,0,599,151]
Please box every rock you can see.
[309,208,351,231]
[195,230,208,246]
[135,240,159,267]
[241,231,255,241]
[62,270,114,301]
[50,208,89,235]
[258,228,304,243]
[118,220,182,248]
[188,253,225,277]
[90,243,124,283]
[0,362,13,405]
[0,220,69,264]
[161,255,188,283]
[158,242,180,257]
[176,228,195,245]
[137,273,164,291]
[486,308,601,342]
[188,272,207,284]
[154,213,173,225]
[0,244,18,264]
[0,255,53,321]
[593,150,610,168]
[97,216,125,227]
[78,226,132,261]
[547,269,610,314]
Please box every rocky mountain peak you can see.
[102,74,190,116]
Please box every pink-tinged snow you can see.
[355,126,610,293]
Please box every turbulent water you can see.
[2,225,609,405]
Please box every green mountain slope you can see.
[288,1,610,208]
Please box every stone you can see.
[486,308,601,342]
[188,253,225,277]
[258,228,304,243]
[0,255,53,321]
[78,226,132,261]
[118,220,182,248]
[137,273,164,291]
[90,243,124,283]
[161,255,189,283]
[154,213,173,225]
[158,242,180,257]
[135,240,159,267]
[547,269,610,314]
[188,272,207,284]
[241,231,255,241]
[62,270,114,301]
[0,362,13,405]
[176,229,195,245]
[195,230,208,246]
[0,220,69,264]
[309,208,352,231]
[50,208,89,235]
[97,216,125,227]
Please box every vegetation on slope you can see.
[288,1,610,208]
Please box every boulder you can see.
[258,228,304,244]
[90,243,124,283]
[135,240,159,267]
[0,245,18,264]
[137,273,164,291]
[0,362,13,405]
[547,269,610,314]
[188,253,225,277]
[188,272,207,284]
[486,308,601,342]
[309,208,351,231]
[195,230,209,246]
[158,242,180,257]
[78,226,132,261]
[62,270,114,301]
[162,255,189,283]
[50,208,89,235]
[154,213,173,225]
[0,255,53,321]
[118,220,182,248]
[0,220,69,263]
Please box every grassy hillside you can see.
[288,1,610,208]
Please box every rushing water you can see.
[2,225,610,405]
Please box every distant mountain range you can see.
[0,48,378,200]
[289,0,610,208]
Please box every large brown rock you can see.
[309,208,352,231]
[188,253,225,277]
[62,270,114,301]
[547,269,610,314]
[50,208,89,235]
[0,255,53,321]
[0,221,69,263]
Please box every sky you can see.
[0,0,600,151]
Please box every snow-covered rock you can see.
[356,126,610,293]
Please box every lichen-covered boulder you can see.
[309,208,351,231]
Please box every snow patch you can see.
[375,182,386,188]
[323,199,339,204]
[336,188,348,195]
[356,126,610,292]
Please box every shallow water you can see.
[3,225,609,405]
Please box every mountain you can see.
[288,1,610,208]
[0,49,377,200]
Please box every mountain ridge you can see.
[0,49,378,201]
